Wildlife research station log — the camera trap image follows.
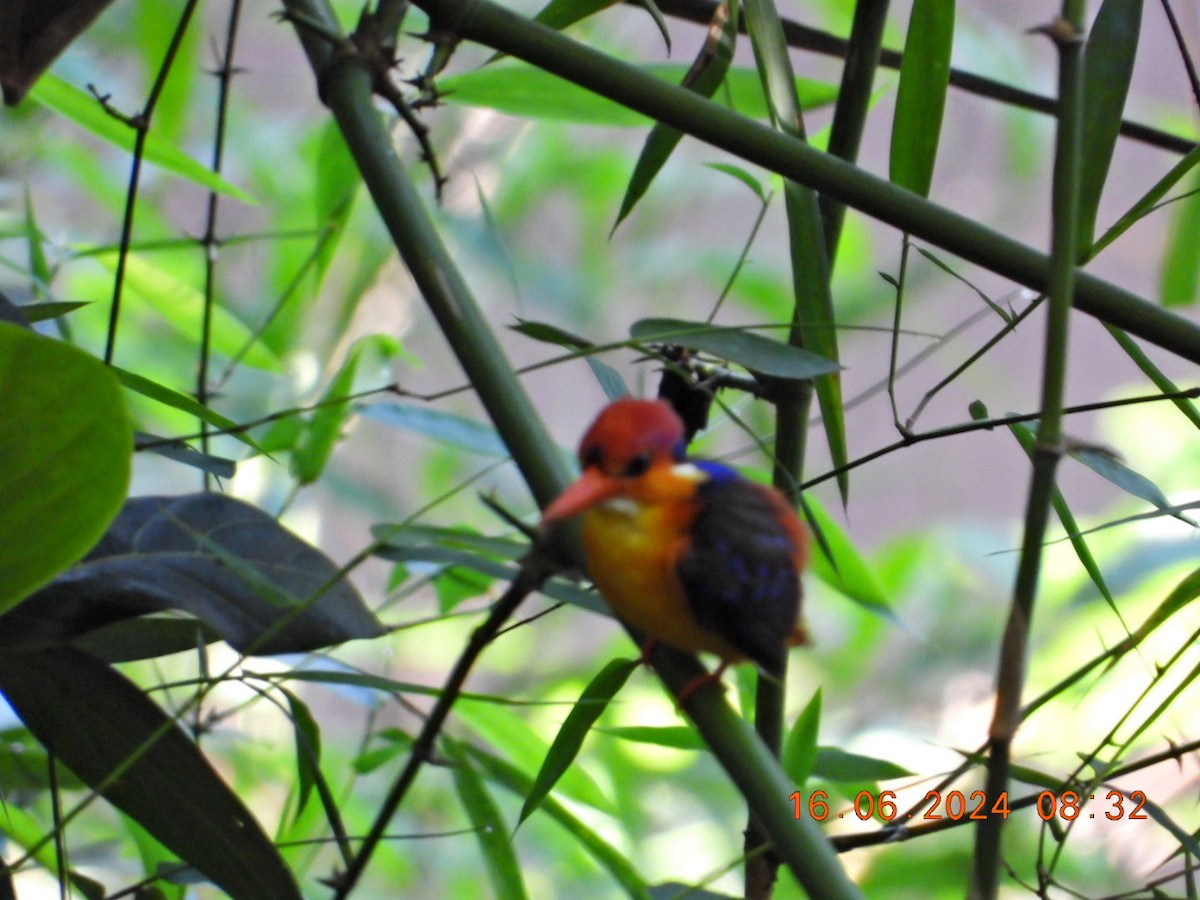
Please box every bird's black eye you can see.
[624,453,651,477]
[581,444,603,469]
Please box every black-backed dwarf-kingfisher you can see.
[541,398,808,681]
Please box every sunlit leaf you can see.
[447,741,528,900]
[782,688,821,785]
[0,324,131,614]
[28,73,256,204]
[518,658,638,827]
[92,252,280,371]
[889,0,954,197]
[115,367,264,454]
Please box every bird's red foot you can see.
[637,637,659,666]
[675,661,730,709]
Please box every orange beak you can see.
[540,468,623,524]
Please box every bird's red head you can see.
[541,399,687,523]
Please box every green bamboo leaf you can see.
[511,317,592,348]
[613,0,739,231]
[531,0,620,31]
[292,336,403,484]
[92,252,280,371]
[630,317,840,379]
[0,324,131,614]
[782,689,821,785]
[705,162,767,202]
[281,689,321,820]
[0,645,301,900]
[115,367,265,455]
[1069,444,1178,513]
[518,658,638,827]
[456,699,615,815]
[20,301,89,322]
[1090,143,1200,260]
[446,741,529,900]
[1077,0,1143,257]
[1111,565,1200,660]
[594,725,705,749]
[437,63,837,127]
[812,748,912,782]
[803,494,889,611]
[889,0,955,197]
[464,745,654,900]
[28,74,256,205]
[1160,174,1200,307]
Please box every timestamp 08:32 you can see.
[788,789,1149,822]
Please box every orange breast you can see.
[580,490,747,662]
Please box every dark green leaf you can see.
[889,0,954,196]
[72,616,218,663]
[813,747,912,782]
[446,741,529,900]
[530,0,619,32]
[630,317,840,379]
[281,689,321,820]
[1,494,385,655]
[1069,445,1176,512]
[1077,0,1143,257]
[510,318,593,349]
[613,0,738,230]
[519,658,638,827]
[0,324,131,614]
[0,645,300,900]
[19,301,89,322]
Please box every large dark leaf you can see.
[0,644,301,899]
[0,494,385,655]
[0,0,119,104]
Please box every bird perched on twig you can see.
[540,398,808,692]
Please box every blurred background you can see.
[2,0,1199,896]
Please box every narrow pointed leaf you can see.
[1160,175,1200,307]
[0,645,301,900]
[781,688,821,785]
[812,747,912,782]
[1077,0,1142,256]
[613,0,738,230]
[1090,142,1200,260]
[465,745,654,900]
[446,741,528,900]
[518,658,638,827]
[889,0,954,197]
[115,367,265,455]
[630,317,840,379]
[28,74,256,205]
[803,495,889,611]
[281,688,321,820]
[0,324,131,614]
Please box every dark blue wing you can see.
[675,469,802,675]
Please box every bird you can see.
[540,397,808,690]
